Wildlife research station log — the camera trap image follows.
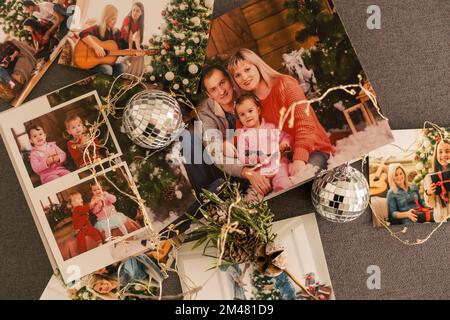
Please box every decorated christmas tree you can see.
[0,0,33,44]
[284,0,364,129]
[250,269,283,300]
[127,144,179,208]
[144,0,214,106]
[45,201,71,231]
[413,128,450,190]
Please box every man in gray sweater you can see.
[193,65,271,196]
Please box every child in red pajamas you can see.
[64,114,103,169]
[69,192,103,254]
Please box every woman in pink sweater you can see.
[28,125,70,184]
[227,49,335,177]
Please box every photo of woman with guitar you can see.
[70,2,157,78]
[78,4,127,77]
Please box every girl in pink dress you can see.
[28,125,70,184]
[225,94,293,198]
[90,182,140,239]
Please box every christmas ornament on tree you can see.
[122,90,184,149]
[145,0,213,105]
[284,0,364,129]
[0,0,32,44]
[250,269,284,300]
[311,164,370,223]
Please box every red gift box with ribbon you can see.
[413,198,434,223]
[430,171,450,206]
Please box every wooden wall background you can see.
[206,0,324,72]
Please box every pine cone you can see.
[204,203,227,224]
[222,244,251,264]
[234,225,261,253]
[163,185,176,201]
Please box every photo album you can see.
[0,0,396,299]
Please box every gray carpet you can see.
[0,0,448,299]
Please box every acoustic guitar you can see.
[369,159,388,196]
[73,36,158,69]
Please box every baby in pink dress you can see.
[28,125,70,184]
[225,94,293,198]
[90,182,140,239]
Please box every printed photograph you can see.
[41,236,168,300]
[11,93,120,187]
[0,0,76,106]
[58,0,213,97]
[369,128,450,227]
[196,0,393,200]
[40,165,144,261]
[177,213,334,300]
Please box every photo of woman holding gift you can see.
[424,138,450,222]
[369,129,449,227]
[386,163,428,224]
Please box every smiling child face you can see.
[91,184,103,197]
[66,117,85,139]
[29,127,47,147]
[437,141,450,168]
[70,193,83,207]
[236,98,261,128]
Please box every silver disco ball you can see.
[122,90,184,149]
[311,165,369,223]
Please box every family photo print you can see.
[193,0,394,201]
[0,0,76,106]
